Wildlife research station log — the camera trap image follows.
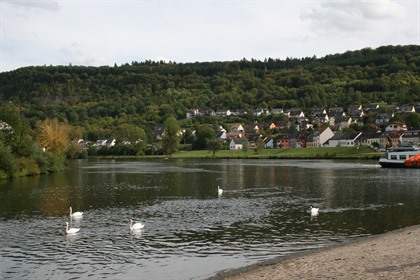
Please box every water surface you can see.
[1,159,419,279]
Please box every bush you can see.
[0,141,17,177]
[14,157,40,177]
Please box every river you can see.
[1,158,419,279]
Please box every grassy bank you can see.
[149,146,383,160]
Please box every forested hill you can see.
[1,44,420,131]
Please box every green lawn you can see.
[161,146,383,160]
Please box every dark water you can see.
[1,159,419,279]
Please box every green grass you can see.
[148,146,383,160]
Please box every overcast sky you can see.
[1,0,419,72]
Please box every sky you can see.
[1,0,419,72]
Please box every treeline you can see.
[1,44,420,155]
[0,103,69,179]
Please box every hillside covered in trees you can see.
[0,45,420,170]
[2,45,420,127]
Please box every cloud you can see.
[302,0,406,35]
[59,43,110,67]
[5,0,60,12]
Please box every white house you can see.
[328,132,362,147]
[385,121,407,132]
[229,138,243,150]
[313,126,334,147]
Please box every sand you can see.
[212,224,420,280]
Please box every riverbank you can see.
[171,146,382,159]
[98,146,382,160]
[212,224,420,280]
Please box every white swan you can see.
[70,207,83,218]
[311,206,319,216]
[217,185,223,196]
[65,222,80,234]
[130,219,145,231]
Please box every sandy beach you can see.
[212,224,420,280]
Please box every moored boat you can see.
[378,146,420,168]
[404,153,420,168]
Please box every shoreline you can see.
[210,224,420,279]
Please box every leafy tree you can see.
[242,138,249,156]
[404,112,420,128]
[36,118,70,153]
[0,102,32,157]
[192,124,215,150]
[207,138,223,158]
[0,140,17,177]
[162,115,180,157]
[254,137,264,155]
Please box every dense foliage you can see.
[1,45,420,126]
[0,45,420,170]
[0,103,66,179]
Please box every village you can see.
[90,103,420,153]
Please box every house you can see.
[216,131,227,141]
[271,108,284,115]
[200,108,215,116]
[0,120,13,133]
[254,108,270,117]
[328,107,345,117]
[289,130,309,148]
[335,115,352,129]
[398,105,415,114]
[401,130,420,146]
[229,138,243,150]
[186,109,200,119]
[365,104,380,113]
[243,123,260,136]
[75,139,89,150]
[328,132,362,147]
[246,135,261,149]
[386,131,405,147]
[348,105,364,119]
[264,137,274,148]
[385,121,407,132]
[295,117,311,131]
[215,109,231,117]
[386,105,399,112]
[226,131,243,139]
[280,134,290,149]
[357,131,385,148]
[312,114,329,126]
[313,126,334,147]
[296,130,310,148]
[271,120,290,131]
[94,139,116,148]
[287,131,300,148]
[309,107,327,116]
[231,109,247,116]
[306,133,315,148]
[229,123,244,133]
[154,126,164,140]
[375,113,394,126]
[287,108,305,119]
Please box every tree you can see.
[162,115,180,157]
[36,118,70,153]
[207,138,223,158]
[242,138,249,156]
[0,139,17,178]
[0,102,32,157]
[404,112,420,129]
[254,137,264,155]
[193,124,215,150]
